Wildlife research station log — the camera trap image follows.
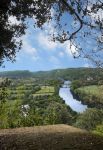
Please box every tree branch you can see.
[61,0,83,40]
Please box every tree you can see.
[0,78,11,103]
[0,0,103,66]
[75,108,103,130]
[44,102,73,124]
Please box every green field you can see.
[76,85,103,105]
[33,86,55,96]
[78,85,103,97]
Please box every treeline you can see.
[0,70,33,78]
[1,68,103,81]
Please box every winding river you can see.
[59,81,87,113]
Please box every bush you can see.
[93,123,103,136]
[75,108,103,130]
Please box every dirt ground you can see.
[0,124,103,150]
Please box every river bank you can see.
[71,88,103,109]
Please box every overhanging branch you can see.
[61,0,83,40]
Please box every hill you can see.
[0,124,103,150]
[0,68,103,80]
[0,70,33,78]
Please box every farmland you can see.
[33,86,55,96]
[78,85,103,97]
[75,85,103,106]
[0,69,103,145]
[0,77,75,129]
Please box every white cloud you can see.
[64,41,79,57]
[37,32,57,50]
[22,35,39,61]
[23,41,37,55]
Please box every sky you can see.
[0,15,91,72]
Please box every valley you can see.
[0,68,103,149]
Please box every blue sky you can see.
[0,16,91,72]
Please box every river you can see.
[59,81,87,113]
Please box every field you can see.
[0,124,103,150]
[0,78,55,101]
[78,85,103,97]
[77,85,103,105]
[33,86,55,96]
[1,78,74,128]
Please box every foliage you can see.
[1,68,103,81]
[0,0,103,65]
[44,102,73,125]
[75,108,103,131]
[74,85,103,108]
[71,80,81,90]
[93,123,103,136]
[35,86,54,94]
[0,78,11,104]
[0,77,77,129]
[0,100,22,128]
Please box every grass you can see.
[36,86,54,93]
[92,124,103,137]
[77,85,103,104]
[33,86,55,96]
[33,93,53,97]
[78,85,103,96]
[0,124,103,150]
[1,85,55,98]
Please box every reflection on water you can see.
[59,81,87,113]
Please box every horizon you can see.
[0,66,94,73]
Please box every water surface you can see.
[59,81,87,113]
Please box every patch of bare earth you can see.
[0,124,103,150]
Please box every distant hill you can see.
[33,68,103,80]
[0,124,103,150]
[0,68,103,80]
[0,70,33,78]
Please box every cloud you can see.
[23,41,37,55]
[64,41,79,57]
[37,32,57,50]
[22,35,39,61]
[37,9,58,51]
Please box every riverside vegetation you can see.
[0,76,76,129]
[0,68,103,149]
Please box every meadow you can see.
[77,85,103,105]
